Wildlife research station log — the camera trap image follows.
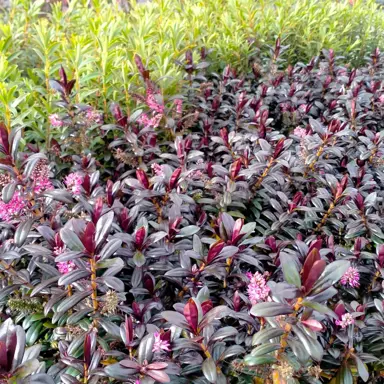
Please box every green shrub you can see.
[0,0,383,144]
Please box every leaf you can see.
[291,325,323,361]
[244,355,277,365]
[175,225,200,238]
[56,290,92,313]
[251,343,280,357]
[0,284,21,301]
[98,318,121,337]
[102,276,125,292]
[60,228,84,252]
[184,298,199,333]
[199,306,233,329]
[252,327,285,345]
[162,311,189,329]
[218,345,246,361]
[210,326,238,341]
[302,248,321,283]
[137,333,154,365]
[280,253,301,288]
[336,365,353,384]
[67,308,93,325]
[24,373,55,384]
[2,182,16,204]
[100,239,122,260]
[250,302,294,317]
[352,354,369,382]
[30,277,59,297]
[95,211,114,248]
[202,357,217,383]
[14,219,33,247]
[58,270,90,286]
[25,321,43,346]
[304,260,326,292]
[312,260,350,292]
[43,190,74,204]
[104,363,138,380]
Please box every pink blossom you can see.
[34,178,53,194]
[246,271,270,305]
[151,163,164,176]
[86,109,103,124]
[0,192,27,222]
[379,95,384,104]
[49,114,64,127]
[335,313,355,328]
[152,332,171,353]
[64,173,83,196]
[174,99,183,114]
[340,267,360,288]
[138,113,162,128]
[146,87,164,114]
[53,245,66,256]
[293,127,308,138]
[57,260,76,274]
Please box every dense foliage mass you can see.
[0,36,384,383]
[0,0,384,146]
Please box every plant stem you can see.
[90,257,98,314]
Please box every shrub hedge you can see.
[0,0,384,145]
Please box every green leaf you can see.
[280,253,301,288]
[56,290,92,314]
[336,365,353,384]
[202,357,217,383]
[252,327,285,346]
[291,324,323,361]
[244,354,277,365]
[250,343,280,357]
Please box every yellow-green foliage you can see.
[0,0,383,140]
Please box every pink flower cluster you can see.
[146,88,164,114]
[57,260,76,274]
[152,163,164,176]
[34,178,53,194]
[0,192,27,222]
[174,99,183,114]
[246,271,270,305]
[64,172,83,196]
[340,267,360,288]
[49,114,64,127]
[293,127,308,138]
[138,113,162,129]
[335,313,355,328]
[152,332,171,353]
[86,109,103,124]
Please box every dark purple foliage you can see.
[0,43,383,383]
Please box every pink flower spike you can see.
[335,313,355,329]
[34,177,53,193]
[174,99,183,114]
[0,192,27,222]
[64,172,83,196]
[247,271,270,305]
[56,260,76,274]
[152,332,171,353]
[49,114,64,127]
[293,127,308,138]
[340,267,360,288]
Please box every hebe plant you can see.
[0,41,384,383]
